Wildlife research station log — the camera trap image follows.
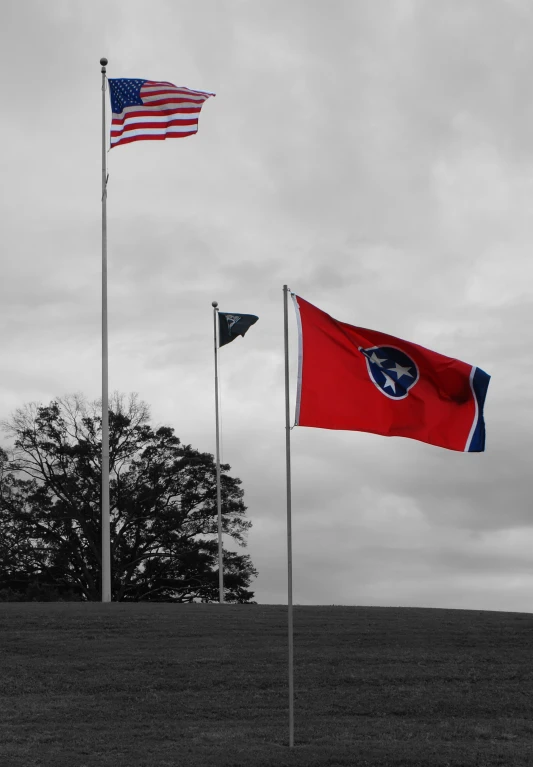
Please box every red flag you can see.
[293,295,490,452]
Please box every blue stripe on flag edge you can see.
[468,367,491,452]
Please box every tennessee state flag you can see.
[293,295,490,452]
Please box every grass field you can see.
[1,604,533,766]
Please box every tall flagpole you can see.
[212,301,224,603]
[101,57,111,603]
[283,284,294,748]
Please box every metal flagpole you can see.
[283,284,294,747]
[212,301,224,603]
[100,57,111,603]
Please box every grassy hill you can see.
[1,603,532,766]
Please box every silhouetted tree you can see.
[0,394,257,602]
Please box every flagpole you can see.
[212,301,224,603]
[283,284,294,748]
[100,57,111,603]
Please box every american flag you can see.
[107,79,215,148]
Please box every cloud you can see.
[1,0,533,610]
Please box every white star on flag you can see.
[368,351,387,367]
[387,362,413,379]
[382,373,396,392]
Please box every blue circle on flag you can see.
[359,346,419,400]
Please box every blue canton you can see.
[108,79,147,114]
[359,346,419,400]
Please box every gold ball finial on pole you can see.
[100,57,108,72]
[212,301,218,308]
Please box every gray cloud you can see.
[1,0,532,610]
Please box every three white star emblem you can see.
[359,345,419,400]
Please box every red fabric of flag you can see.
[294,295,490,452]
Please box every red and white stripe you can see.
[111,82,214,148]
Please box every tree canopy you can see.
[0,394,257,602]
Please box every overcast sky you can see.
[2,0,532,611]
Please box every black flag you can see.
[218,312,259,347]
